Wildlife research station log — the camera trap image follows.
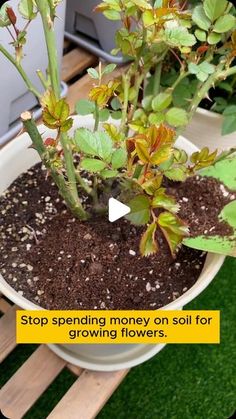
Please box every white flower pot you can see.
[0,115,225,371]
[184,108,236,151]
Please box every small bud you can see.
[44,137,56,147]
[6,7,17,26]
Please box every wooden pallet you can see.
[0,42,129,419]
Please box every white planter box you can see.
[184,108,236,151]
[0,116,225,371]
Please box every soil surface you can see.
[0,164,234,310]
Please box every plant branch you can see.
[21,112,88,220]
[35,0,60,99]
[153,62,162,96]
[0,44,41,99]
[120,71,131,134]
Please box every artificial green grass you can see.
[98,257,236,419]
[0,257,235,419]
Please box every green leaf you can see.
[188,63,199,75]
[126,195,151,226]
[140,223,158,257]
[104,9,121,20]
[166,108,188,127]
[18,0,37,20]
[75,99,95,115]
[158,212,189,255]
[173,83,192,108]
[102,63,117,75]
[214,14,236,33]
[0,3,11,27]
[53,99,70,123]
[131,0,152,10]
[200,156,236,189]
[142,95,153,111]
[60,118,73,133]
[148,112,165,125]
[152,190,180,214]
[197,71,209,82]
[222,105,236,116]
[222,105,236,135]
[195,29,207,42]
[111,111,122,120]
[80,158,106,172]
[198,62,215,74]
[184,201,236,257]
[74,128,113,161]
[87,68,99,79]
[152,92,172,112]
[207,32,222,44]
[111,148,127,169]
[192,5,211,31]
[165,27,196,47]
[111,97,121,111]
[98,108,110,122]
[165,167,187,182]
[203,0,227,22]
[100,169,118,178]
[222,115,236,136]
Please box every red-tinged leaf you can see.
[140,223,158,256]
[135,139,150,164]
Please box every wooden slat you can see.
[0,305,17,362]
[67,363,83,377]
[0,345,66,419]
[47,369,129,419]
[0,296,11,314]
[62,48,97,82]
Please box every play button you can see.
[108,198,131,223]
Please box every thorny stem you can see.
[35,0,60,99]
[153,62,162,96]
[177,62,226,137]
[94,102,100,131]
[21,112,88,220]
[0,44,41,99]
[120,72,131,134]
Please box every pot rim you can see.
[197,107,223,120]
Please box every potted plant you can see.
[0,0,236,371]
[151,0,236,150]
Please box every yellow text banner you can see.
[16,310,220,344]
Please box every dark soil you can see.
[0,164,234,310]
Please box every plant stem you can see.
[76,172,93,195]
[94,102,100,131]
[60,132,88,219]
[21,112,88,220]
[120,72,131,134]
[177,62,226,137]
[0,44,41,99]
[153,62,162,96]
[35,0,60,99]
[169,71,189,92]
